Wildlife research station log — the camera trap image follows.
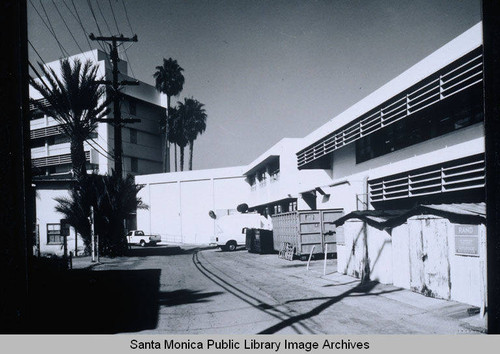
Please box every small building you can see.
[136,167,249,244]
[335,204,486,307]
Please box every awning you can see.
[334,202,486,230]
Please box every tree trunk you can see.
[164,95,171,172]
[174,145,178,172]
[189,141,194,170]
[180,146,185,171]
[70,134,87,183]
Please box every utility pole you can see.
[89,33,140,177]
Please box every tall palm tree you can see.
[167,104,189,171]
[29,58,108,183]
[184,98,207,171]
[153,58,185,172]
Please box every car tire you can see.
[226,241,237,252]
[140,240,146,247]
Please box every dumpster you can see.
[246,228,274,254]
[272,209,344,259]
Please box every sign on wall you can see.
[454,224,479,256]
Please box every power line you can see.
[38,0,70,57]
[63,0,97,61]
[95,0,113,35]
[121,0,134,34]
[51,0,85,55]
[28,0,68,57]
[87,0,103,36]
[28,39,47,66]
[108,0,121,34]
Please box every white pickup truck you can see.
[126,230,161,246]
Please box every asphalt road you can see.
[85,244,485,335]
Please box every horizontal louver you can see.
[30,125,65,139]
[368,154,485,203]
[29,98,50,111]
[32,151,90,168]
[297,48,483,169]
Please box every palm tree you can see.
[29,58,108,183]
[55,172,148,256]
[153,58,185,172]
[170,98,207,171]
[184,98,207,170]
[167,104,189,171]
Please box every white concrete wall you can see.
[136,167,249,244]
[318,123,484,214]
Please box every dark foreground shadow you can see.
[158,289,224,307]
[127,245,217,257]
[26,269,161,334]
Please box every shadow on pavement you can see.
[158,289,224,307]
[127,245,217,257]
[26,268,161,334]
[258,280,400,334]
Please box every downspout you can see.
[361,176,370,283]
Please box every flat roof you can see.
[296,22,483,154]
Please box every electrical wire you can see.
[108,0,121,34]
[87,0,103,36]
[38,0,70,57]
[51,0,85,55]
[121,0,134,34]
[95,0,113,35]
[63,0,97,61]
[28,0,69,57]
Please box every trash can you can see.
[246,228,274,254]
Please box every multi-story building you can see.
[30,49,164,178]
[30,49,166,256]
[136,22,486,307]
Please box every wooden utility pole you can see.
[89,34,140,177]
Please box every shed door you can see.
[409,218,451,300]
[321,210,344,253]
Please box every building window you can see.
[129,99,137,116]
[130,129,137,144]
[355,89,483,164]
[131,157,138,172]
[47,224,64,244]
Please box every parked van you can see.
[215,213,272,251]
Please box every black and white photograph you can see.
[1,0,500,349]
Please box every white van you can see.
[214,213,272,251]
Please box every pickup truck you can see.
[126,230,161,246]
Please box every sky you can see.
[27,0,482,170]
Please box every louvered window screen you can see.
[297,47,483,169]
[32,151,91,168]
[368,154,485,203]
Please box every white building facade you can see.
[135,23,486,306]
[30,50,166,256]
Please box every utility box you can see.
[272,209,344,258]
[246,228,274,254]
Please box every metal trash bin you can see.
[246,228,274,254]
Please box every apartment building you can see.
[30,49,164,178]
[30,50,165,255]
